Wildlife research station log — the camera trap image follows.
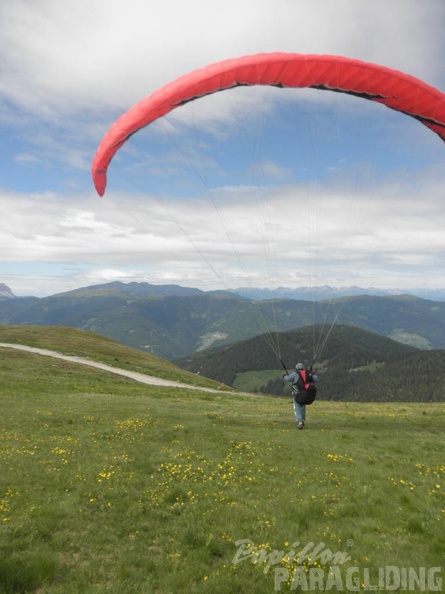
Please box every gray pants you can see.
[293,394,306,423]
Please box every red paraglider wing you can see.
[92,53,445,196]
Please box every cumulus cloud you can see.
[1,0,443,117]
[1,166,444,295]
[0,0,444,296]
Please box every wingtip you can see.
[92,169,107,197]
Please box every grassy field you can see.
[233,370,279,392]
[0,332,443,593]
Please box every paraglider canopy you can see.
[92,52,445,196]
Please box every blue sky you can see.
[1,0,444,297]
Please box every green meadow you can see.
[0,332,443,593]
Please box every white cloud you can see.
[0,0,444,296]
[1,0,443,118]
[1,168,444,295]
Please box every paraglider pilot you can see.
[283,363,318,430]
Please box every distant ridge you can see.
[232,285,445,302]
[54,280,205,298]
[0,283,15,299]
[1,281,445,360]
[5,280,445,302]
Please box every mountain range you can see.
[0,283,15,299]
[234,285,445,302]
[1,281,445,361]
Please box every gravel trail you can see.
[0,342,227,394]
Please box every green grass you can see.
[233,369,280,392]
[0,325,225,390]
[0,337,444,593]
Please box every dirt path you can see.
[0,342,228,394]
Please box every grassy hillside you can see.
[0,333,444,593]
[176,325,445,402]
[0,325,223,391]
